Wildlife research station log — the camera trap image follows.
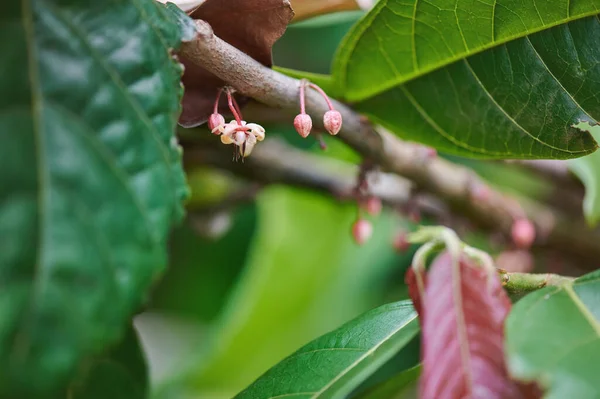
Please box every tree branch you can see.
[179,20,600,266]
[182,134,448,217]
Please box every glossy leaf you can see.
[236,300,419,399]
[179,0,294,127]
[181,187,409,398]
[419,252,522,398]
[0,0,188,395]
[354,16,600,159]
[354,366,420,399]
[569,124,600,226]
[68,326,148,399]
[333,0,600,101]
[506,270,600,398]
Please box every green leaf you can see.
[68,325,148,399]
[0,0,189,395]
[173,187,410,398]
[334,0,600,101]
[236,301,419,399]
[353,16,600,159]
[354,366,420,399]
[506,270,600,398]
[162,2,197,42]
[151,205,257,321]
[569,123,600,226]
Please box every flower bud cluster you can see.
[293,80,343,140]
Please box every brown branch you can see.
[182,134,448,217]
[179,20,600,267]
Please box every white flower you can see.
[214,120,266,158]
[243,134,257,157]
[233,131,246,146]
[219,123,238,144]
[246,123,265,141]
[221,133,234,145]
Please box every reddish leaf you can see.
[179,0,294,127]
[420,252,523,399]
[405,267,426,319]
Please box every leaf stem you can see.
[498,271,573,298]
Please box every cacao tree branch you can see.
[181,134,447,217]
[178,20,600,267]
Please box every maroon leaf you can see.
[405,267,426,319]
[179,0,294,127]
[420,252,524,399]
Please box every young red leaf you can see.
[405,267,426,319]
[420,252,524,399]
[179,0,294,127]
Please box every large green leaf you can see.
[334,0,600,101]
[168,187,411,398]
[353,16,600,159]
[150,205,257,322]
[354,366,420,399]
[0,0,190,395]
[68,325,148,399]
[506,270,600,398]
[569,124,600,226]
[236,301,419,399]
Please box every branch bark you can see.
[179,20,600,266]
[182,134,447,217]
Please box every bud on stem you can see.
[352,218,373,245]
[511,218,536,249]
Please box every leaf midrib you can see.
[337,1,600,101]
[310,309,418,398]
[564,284,600,335]
[11,0,47,364]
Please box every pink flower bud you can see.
[471,182,491,202]
[294,113,312,138]
[352,219,373,245]
[208,113,225,133]
[511,218,536,249]
[363,197,382,216]
[392,232,410,253]
[323,110,342,135]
